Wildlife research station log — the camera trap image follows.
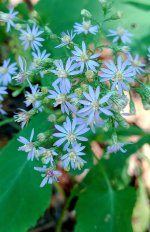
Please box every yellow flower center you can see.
[26,34,35,42]
[83,20,91,30]
[56,93,66,104]
[80,53,89,62]
[67,133,76,143]
[115,70,124,80]
[26,94,36,104]
[0,67,7,75]
[117,27,125,36]
[23,142,33,152]
[44,150,53,158]
[69,151,76,161]
[61,35,71,44]
[91,100,99,110]
[46,169,53,177]
[57,69,68,78]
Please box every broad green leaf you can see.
[108,0,150,55]
[0,112,52,232]
[70,128,149,177]
[35,0,103,33]
[15,2,30,19]
[34,0,103,57]
[126,1,150,11]
[35,0,150,55]
[75,163,136,232]
[101,135,150,188]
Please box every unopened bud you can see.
[48,114,56,122]
[85,70,94,82]
[120,46,130,54]
[15,23,22,30]
[99,0,107,12]
[110,11,123,20]
[41,87,49,94]
[37,133,46,142]
[30,10,38,18]
[43,97,50,104]
[81,9,92,18]
[81,84,88,91]
[50,34,58,40]
[75,88,83,95]
[115,113,129,128]
[108,93,128,112]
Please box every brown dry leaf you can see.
[123,93,150,132]
[91,141,103,165]
[75,169,89,183]
[141,144,150,193]
[128,154,139,177]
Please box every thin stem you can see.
[54,182,66,232]
[0,118,15,127]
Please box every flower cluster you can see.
[0,6,149,188]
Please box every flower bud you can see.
[37,133,46,142]
[48,114,56,122]
[85,70,94,82]
[99,0,107,13]
[50,34,58,40]
[41,87,49,94]
[30,10,38,18]
[120,46,130,54]
[115,113,129,128]
[81,9,92,18]
[42,97,50,104]
[110,11,123,20]
[15,23,22,30]
[81,84,88,91]
[108,93,128,112]
[75,88,83,96]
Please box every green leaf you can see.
[75,163,136,232]
[125,1,150,11]
[101,135,150,188]
[0,112,52,232]
[34,0,103,57]
[107,0,150,55]
[15,2,30,19]
[35,0,103,33]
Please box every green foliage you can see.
[0,1,149,231]
[101,135,150,188]
[34,0,103,57]
[35,0,103,33]
[0,113,51,232]
[75,162,136,232]
[110,0,150,55]
[126,1,150,11]
[74,134,150,231]
[34,0,150,55]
